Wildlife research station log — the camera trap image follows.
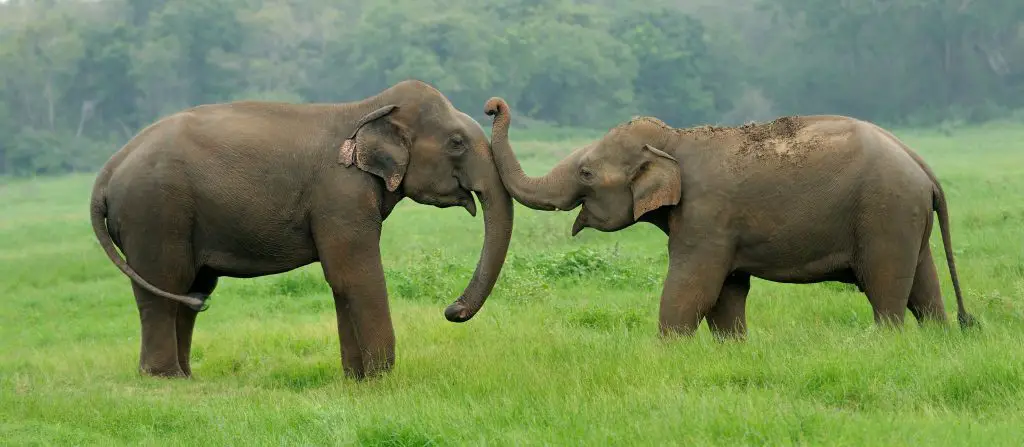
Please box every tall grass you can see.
[1,124,1022,445]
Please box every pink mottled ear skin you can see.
[339,139,356,166]
[386,172,402,192]
[338,138,402,192]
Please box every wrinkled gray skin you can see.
[90,80,514,379]
[479,97,976,339]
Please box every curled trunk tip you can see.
[444,300,473,322]
[485,97,509,119]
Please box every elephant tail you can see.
[90,169,208,311]
[931,183,976,330]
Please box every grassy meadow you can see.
[2,123,1024,445]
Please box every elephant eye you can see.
[446,134,467,155]
[579,167,594,182]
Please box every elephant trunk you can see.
[444,155,514,323]
[484,97,583,212]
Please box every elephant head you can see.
[344,81,514,323]
[483,97,681,236]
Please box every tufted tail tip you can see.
[957,312,978,330]
[186,292,211,312]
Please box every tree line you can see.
[1,0,1022,176]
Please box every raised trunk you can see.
[484,97,584,211]
[444,160,514,322]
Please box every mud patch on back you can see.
[727,116,824,172]
[738,116,802,154]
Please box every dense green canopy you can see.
[1,0,1021,175]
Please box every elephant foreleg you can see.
[331,293,365,379]
[705,273,751,340]
[316,227,396,380]
[658,241,734,338]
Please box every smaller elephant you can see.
[90,81,514,379]
[478,97,976,339]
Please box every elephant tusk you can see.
[463,198,477,217]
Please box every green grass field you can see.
[2,124,1023,445]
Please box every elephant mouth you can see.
[571,205,628,236]
[556,196,585,212]
[570,199,594,236]
[412,183,477,216]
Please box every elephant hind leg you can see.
[132,283,188,377]
[122,236,197,378]
[855,240,920,328]
[906,246,949,327]
[176,267,219,377]
[706,273,751,340]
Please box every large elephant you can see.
[474,97,976,339]
[89,80,513,379]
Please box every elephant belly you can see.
[203,247,316,278]
[729,175,862,284]
[188,174,321,277]
[738,251,856,284]
[732,232,856,284]
[194,220,318,278]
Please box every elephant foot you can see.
[342,364,365,381]
[356,355,395,381]
[710,331,748,343]
[656,326,699,341]
[139,362,189,378]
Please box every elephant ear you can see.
[629,144,682,220]
[338,105,410,192]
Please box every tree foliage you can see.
[0,0,1021,175]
